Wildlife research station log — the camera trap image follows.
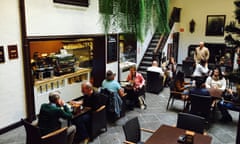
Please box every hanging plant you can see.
[99,0,170,41]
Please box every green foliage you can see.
[99,0,170,41]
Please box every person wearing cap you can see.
[194,41,210,64]
[38,91,76,144]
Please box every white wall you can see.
[25,0,103,35]
[0,0,237,130]
[0,0,26,129]
[170,0,236,64]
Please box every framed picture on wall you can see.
[0,46,5,63]
[205,15,226,36]
[8,45,18,59]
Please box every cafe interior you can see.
[0,0,240,144]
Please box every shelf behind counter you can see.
[34,68,91,115]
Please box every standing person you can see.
[38,91,76,144]
[71,81,102,144]
[126,65,146,109]
[194,41,210,64]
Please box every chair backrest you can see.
[91,105,107,139]
[169,80,182,99]
[100,88,115,113]
[177,112,206,134]
[22,119,68,144]
[21,119,42,144]
[122,117,141,143]
[189,94,212,120]
[146,71,163,93]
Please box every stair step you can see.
[151,43,158,46]
[147,47,155,50]
[143,57,152,61]
[141,60,152,65]
[138,65,148,69]
[151,39,159,43]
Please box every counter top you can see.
[34,68,91,86]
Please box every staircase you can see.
[137,7,181,78]
[138,34,162,78]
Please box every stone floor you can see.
[0,87,238,144]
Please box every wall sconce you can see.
[189,19,195,33]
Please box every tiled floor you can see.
[0,87,238,144]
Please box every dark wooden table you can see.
[145,125,212,144]
[72,106,91,119]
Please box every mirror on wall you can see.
[119,33,137,63]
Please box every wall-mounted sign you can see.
[107,35,118,63]
[0,46,5,63]
[8,45,18,59]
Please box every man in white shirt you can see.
[147,60,164,76]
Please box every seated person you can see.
[38,91,76,144]
[101,70,124,117]
[102,70,125,97]
[205,66,226,93]
[192,59,209,79]
[172,71,192,99]
[164,57,177,86]
[218,88,240,123]
[71,81,102,144]
[126,65,146,109]
[189,78,210,96]
[147,60,164,76]
[187,78,210,110]
[147,60,164,86]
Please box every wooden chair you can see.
[146,71,164,94]
[177,112,206,134]
[166,81,188,110]
[21,119,68,144]
[90,105,107,140]
[122,117,154,144]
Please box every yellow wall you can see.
[170,0,235,63]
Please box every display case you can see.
[62,38,93,68]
